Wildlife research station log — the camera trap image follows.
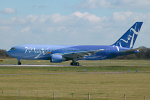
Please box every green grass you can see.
[0,59,150,100]
[0,73,150,100]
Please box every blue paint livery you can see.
[7,22,143,65]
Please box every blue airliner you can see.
[7,22,143,66]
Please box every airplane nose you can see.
[7,50,14,57]
[7,50,11,56]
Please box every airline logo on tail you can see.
[113,22,143,48]
[129,24,140,48]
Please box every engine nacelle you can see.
[50,55,66,63]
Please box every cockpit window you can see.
[10,48,15,50]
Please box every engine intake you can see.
[50,55,66,63]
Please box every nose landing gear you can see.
[17,59,21,65]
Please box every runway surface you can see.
[0,64,108,67]
[0,64,70,67]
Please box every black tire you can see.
[18,62,21,65]
[70,62,80,66]
[70,62,73,65]
[76,62,79,66]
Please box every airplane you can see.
[7,22,143,66]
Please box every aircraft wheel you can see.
[70,62,73,65]
[70,62,79,66]
[18,61,21,65]
[76,62,79,66]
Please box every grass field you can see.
[0,58,150,100]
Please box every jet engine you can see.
[50,55,66,63]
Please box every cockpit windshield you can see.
[10,48,15,50]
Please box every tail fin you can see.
[113,22,143,48]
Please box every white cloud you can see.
[115,0,150,7]
[51,14,66,23]
[81,0,111,8]
[11,17,27,24]
[1,11,150,50]
[27,15,38,23]
[113,11,133,21]
[21,27,30,33]
[73,12,100,22]
[112,11,150,23]
[79,0,150,9]
[1,8,16,14]
[25,14,67,24]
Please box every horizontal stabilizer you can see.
[119,48,141,53]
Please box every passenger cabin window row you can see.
[33,50,87,52]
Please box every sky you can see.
[0,0,150,50]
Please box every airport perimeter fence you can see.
[0,90,148,100]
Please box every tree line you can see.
[0,49,11,58]
[0,47,150,59]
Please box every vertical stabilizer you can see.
[113,22,143,48]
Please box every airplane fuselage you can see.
[7,45,131,61]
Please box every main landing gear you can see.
[70,62,80,66]
[70,59,80,66]
[17,59,21,65]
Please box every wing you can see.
[63,49,104,59]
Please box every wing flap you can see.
[63,49,104,59]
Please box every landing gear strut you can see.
[17,59,21,65]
